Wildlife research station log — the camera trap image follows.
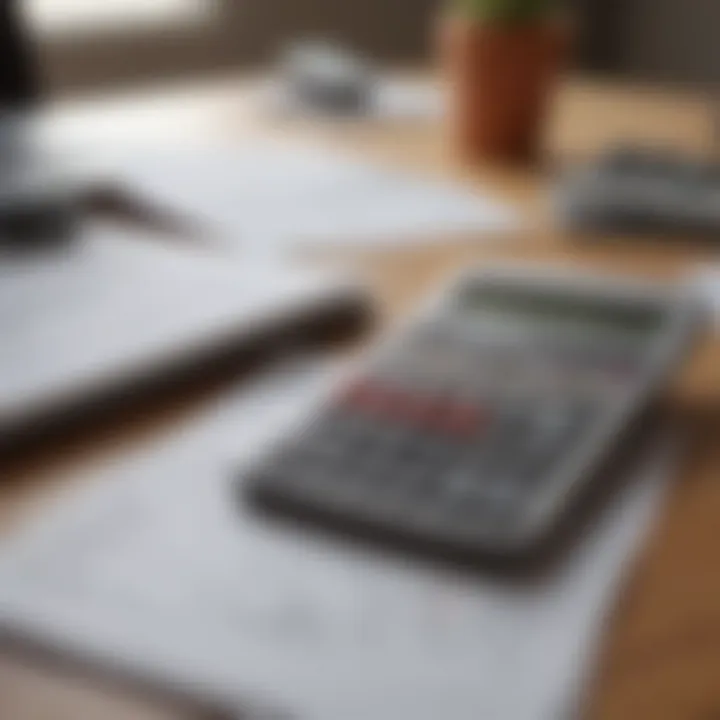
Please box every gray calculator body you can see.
[246,266,702,562]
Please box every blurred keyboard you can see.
[558,148,720,239]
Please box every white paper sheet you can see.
[88,141,518,254]
[264,77,445,122]
[0,359,676,720]
[692,266,720,327]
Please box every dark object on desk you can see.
[0,3,91,251]
[0,4,85,250]
[0,118,86,249]
[0,0,40,106]
[0,229,372,454]
[0,178,83,249]
[279,42,375,117]
[557,147,720,239]
[244,265,702,572]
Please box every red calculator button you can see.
[431,403,481,438]
[387,393,428,424]
[342,380,376,406]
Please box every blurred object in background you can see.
[266,42,443,123]
[0,167,83,249]
[0,2,87,249]
[439,0,568,165]
[550,0,720,245]
[0,116,89,250]
[276,41,376,117]
[0,1,39,107]
[557,146,720,242]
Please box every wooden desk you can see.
[1,74,719,720]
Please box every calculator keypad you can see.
[250,321,640,546]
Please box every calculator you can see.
[243,266,702,564]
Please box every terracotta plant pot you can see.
[440,15,565,164]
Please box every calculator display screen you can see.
[459,287,666,338]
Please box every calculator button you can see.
[342,380,388,412]
[333,411,383,444]
[406,436,467,472]
[437,403,484,437]
[442,468,485,500]
[380,466,432,497]
[384,452,447,491]
[537,401,592,444]
[534,402,577,434]
[410,400,475,438]
[477,478,521,509]
[398,394,444,428]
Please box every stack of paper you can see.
[0,359,677,720]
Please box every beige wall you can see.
[580,0,720,84]
[35,0,439,95]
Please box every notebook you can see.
[0,225,367,443]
